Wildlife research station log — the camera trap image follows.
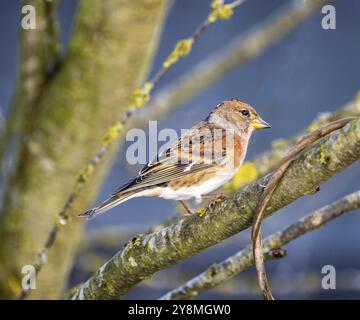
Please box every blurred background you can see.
[0,0,360,299]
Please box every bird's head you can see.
[208,99,271,133]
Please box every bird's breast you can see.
[158,163,241,201]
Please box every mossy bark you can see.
[0,0,168,299]
[71,118,360,300]
[0,0,60,167]
[161,190,360,300]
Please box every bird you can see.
[79,99,270,219]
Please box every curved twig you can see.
[252,117,356,300]
[160,190,360,300]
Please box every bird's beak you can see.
[250,116,271,130]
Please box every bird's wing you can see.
[113,122,229,194]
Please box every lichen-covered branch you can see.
[0,0,61,173]
[130,0,331,131]
[160,190,360,300]
[0,0,168,299]
[252,118,354,300]
[71,117,360,300]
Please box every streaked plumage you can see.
[79,99,270,219]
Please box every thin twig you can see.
[252,117,356,300]
[131,0,330,134]
[160,190,360,300]
[17,0,248,300]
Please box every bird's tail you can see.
[78,191,136,220]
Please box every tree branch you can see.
[0,0,169,300]
[252,118,355,300]
[160,190,360,299]
[0,0,61,174]
[70,117,360,300]
[130,0,331,131]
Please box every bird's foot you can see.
[178,200,195,216]
[196,193,227,217]
[200,193,226,203]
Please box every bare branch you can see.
[160,190,360,300]
[130,0,331,131]
[252,117,355,300]
[2,0,168,300]
[0,0,61,173]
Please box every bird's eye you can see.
[241,109,249,116]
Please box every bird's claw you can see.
[213,193,226,202]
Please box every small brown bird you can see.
[79,99,270,219]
